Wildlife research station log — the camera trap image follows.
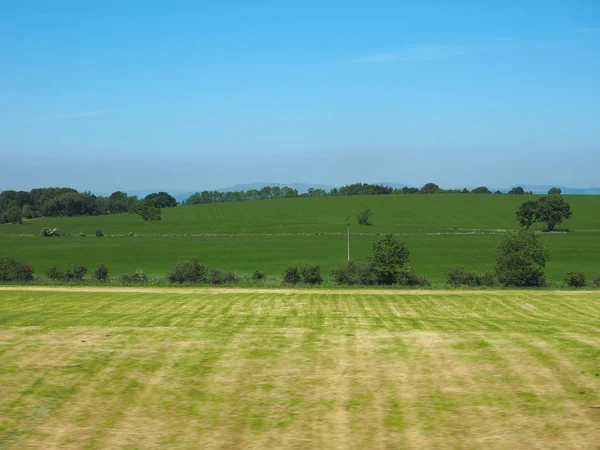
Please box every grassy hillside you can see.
[2,194,600,235]
[1,194,599,283]
[1,287,599,449]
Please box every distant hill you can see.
[216,182,337,194]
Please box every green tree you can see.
[420,182,441,194]
[144,192,177,208]
[548,187,562,195]
[535,195,571,231]
[508,186,525,194]
[133,202,161,221]
[5,206,23,224]
[470,186,492,194]
[495,229,549,287]
[516,200,539,229]
[369,234,410,285]
[357,208,372,226]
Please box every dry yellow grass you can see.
[0,288,599,449]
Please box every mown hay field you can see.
[1,287,599,449]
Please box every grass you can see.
[0,287,599,449]
[1,194,599,283]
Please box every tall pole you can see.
[347,216,350,263]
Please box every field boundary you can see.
[1,286,598,296]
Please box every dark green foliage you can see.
[369,234,410,285]
[420,183,441,194]
[357,208,372,226]
[95,230,104,237]
[357,265,377,285]
[92,263,109,282]
[120,269,148,283]
[0,256,33,282]
[168,258,207,283]
[300,265,323,285]
[251,270,265,281]
[208,269,239,285]
[330,262,357,285]
[397,267,430,286]
[535,195,571,231]
[564,272,585,287]
[445,266,496,287]
[495,229,549,287]
[593,273,600,287]
[470,186,492,194]
[337,183,392,196]
[508,187,525,195]
[41,228,63,237]
[548,187,562,195]
[132,202,161,221]
[517,201,538,229]
[144,192,178,208]
[5,206,23,224]
[47,264,87,281]
[282,266,301,284]
[446,265,479,287]
[516,195,572,231]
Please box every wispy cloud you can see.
[31,111,104,121]
[349,44,492,65]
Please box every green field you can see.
[1,287,598,449]
[1,194,600,283]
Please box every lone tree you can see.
[516,195,571,231]
[369,234,410,285]
[357,208,372,226]
[548,187,562,195]
[495,229,549,287]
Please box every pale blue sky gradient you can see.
[1,1,599,191]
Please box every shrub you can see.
[593,273,600,287]
[369,235,410,285]
[330,262,357,285]
[300,265,323,285]
[495,229,548,287]
[564,272,586,287]
[223,271,239,284]
[47,265,87,281]
[357,208,372,226]
[446,265,478,287]
[208,269,238,285]
[79,232,86,237]
[0,256,34,282]
[475,271,497,287]
[95,230,104,237]
[168,258,207,283]
[398,267,430,287]
[445,266,496,287]
[47,267,65,280]
[282,266,301,285]
[357,264,377,285]
[92,263,109,282]
[251,270,265,281]
[120,269,148,283]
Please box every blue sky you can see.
[1,1,599,192]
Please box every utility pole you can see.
[347,216,350,263]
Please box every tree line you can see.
[0,188,178,224]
